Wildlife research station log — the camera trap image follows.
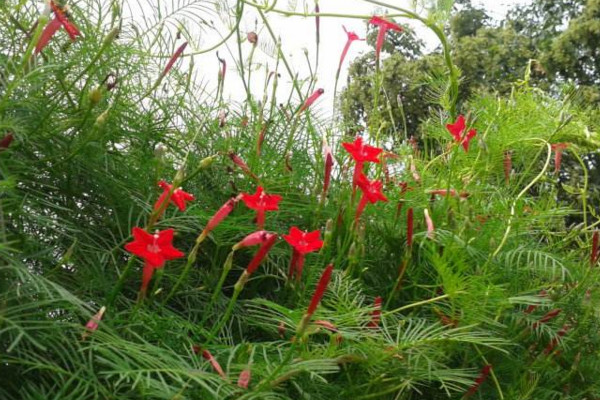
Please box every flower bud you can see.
[89,86,102,105]
[247,32,258,45]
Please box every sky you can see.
[164,0,533,112]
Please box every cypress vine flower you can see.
[337,26,364,75]
[322,138,334,197]
[532,308,562,329]
[592,230,599,266]
[464,365,492,398]
[241,186,282,230]
[201,349,227,379]
[299,88,324,113]
[233,230,271,250]
[367,296,382,328]
[229,151,259,180]
[245,233,278,275]
[82,306,106,339]
[368,16,402,62]
[355,174,388,222]
[50,1,81,41]
[197,197,239,243]
[282,227,324,281]
[424,209,435,239]
[446,115,477,152]
[154,181,195,213]
[124,228,184,295]
[161,42,187,78]
[307,264,334,317]
[544,324,570,355]
[237,368,251,388]
[342,137,383,188]
[551,143,569,175]
[407,208,414,248]
[35,17,62,54]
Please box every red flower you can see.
[82,306,106,339]
[124,228,184,294]
[161,42,187,78]
[198,197,238,242]
[355,174,388,221]
[237,368,251,388]
[504,150,512,185]
[202,349,227,379]
[367,297,382,328]
[551,143,569,175]
[241,186,282,229]
[245,233,278,275]
[50,1,81,41]
[407,207,414,248]
[544,324,570,355]
[233,230,271,250]
[464,365,492,398]
[338,26,364,75]
[343,136,383,188]
[154,181,195,213]
[299,88,324,113]
[0,133,14,150]
[446,115,477,152]
[283,227,323,281]
[592,230,599,267]
[424,209,435,239]
[307,264,334,316]
[35,17,62,54]
[369,16,402,61]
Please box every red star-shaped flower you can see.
[282,227,323,282]
[446,115,477,152]
[125,227,184,268]
[154,181,195,213]
[342,137,383,188]
[241,186,283,229]
[369,16,403,61]
[355,174,388,221]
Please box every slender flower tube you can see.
[216,52,226,86]
[299,88,324,113]
[464,365,492,398]
[50,1,81,41]
[82,306,106,339]
[0,133,14,150]
[355,174,388,222]
[532,308,562,329]
[35,17,62,53]
[504,150,512,185]
[367,296,382,328]
[407,208,414,248]
[229,151,259,180]
[551,143,569,175]
[282,227,323,281]
[202,349,227,379]
[245,233,278,275]
[592,230,599,266]
[314,2,320,45]
[337,26,364,76]
[296,264,335,336]
[368,16,403,62]
[322,138,334,197]
[197,197,238,243]
[544,324,570,355]
[161,42,187,78]
[446,115,477,152]
[237,368,251,388]
[424,209,435,239]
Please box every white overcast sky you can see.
[169,0,532,112]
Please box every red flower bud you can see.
[202,349,226,379]
[367,296,382,328]
[407,208,414,248]
[464,364,492,398]
[162,42,188,78]
[237,368,251,388]
[591,230,599,267]
[532,308,562,329]
[307,264,334,316]
[245,233,278,275]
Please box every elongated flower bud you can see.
[307,264,334,316]
[591,230,599,267]
[299,88,324,113]
[161,42,187,78]
[35,17,61,54]
[407,208,414,248]
[233,230,270,250]
[544,324,570,355]
[198,198,237,242]
[314,319,337,332]
[464,365,492,398]
[367,297,382,328]
[323,138,333,196]
[533,308,562,329]
[202,349,226,379]
[245,233,278,275]
[503,150,512,185]
[229,151,258,180]
[424,209,434,239]
[237,368,251,388]
[82,306,106,339]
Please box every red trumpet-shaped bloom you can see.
[551,143,569,175]
[50,1,81,41]
[125,228,184,294]
[283,227,323,281]
[245,232,278,275]
[369,16,402,62]
[307,264,334,316]
[367,296,382,328]
[35,17,62,54]
[592,230,599,267]
[446,115,477,152]
[342,137,383,188]
[161,42,187,78]
[154,181,195,213]
[464,365,492,398]
[299,88,325,113]
[355,174,388,221]
[241,186,282,229]
[338,26,364,75]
